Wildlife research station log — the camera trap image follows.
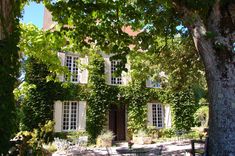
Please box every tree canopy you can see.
[0,0,234,154]
[44,0,235,154]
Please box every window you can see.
[62,101,79,131]
[148,103,164,128]
[111,60,122,85]
[65,55,79,82]
[146,79,161,88]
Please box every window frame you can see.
[110,60,122,85]
[150,103,164,128]
[64,55,80,83]
[146,79,161,88]
[62,101,79,132]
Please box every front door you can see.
[109,105,126,141]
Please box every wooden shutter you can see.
[164,104,172,128]
[147,103,153,127]
[57,52,66,81]
[78,101,86,130]
[122,63,131,85]
[79,57,88,84]
[54,101,63,132]
[104,57,111,85]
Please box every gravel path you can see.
[52,140,204,156]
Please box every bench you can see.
[185,137,208,156]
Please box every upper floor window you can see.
[111,60,122,85]
[65,55,79,83]
[62,101,79,131]
[146,79,161,88]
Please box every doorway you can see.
[109,105,126,141]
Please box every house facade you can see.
[43,9,171,141]
[53,51,171,140]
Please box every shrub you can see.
[67,131,89,144]
[159,128,176,138]
[97,130,115,141]
[53,138,71,151]
[14,120,55,155]
[96,130,115,147]
[194,106,209,127]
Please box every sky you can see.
[21,2,44,28]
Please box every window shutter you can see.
[54,101,63,132]
[164,104,171,128]
[79,57,88,84]
[57,52,66,81]
[104,57,111,85]
[78,101,86,130]
[147,103,153,127]
[122,63,131,85]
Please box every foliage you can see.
[20,58,55,130]
[129,37,205,91]
[15,120,54,155]
[123,81,149,135]
[171,88,199,131]
[42,142,57,153]
[53,138,71,151]
[97,130,115,141]
[133,129,148,137]
[123,82,172,137]
[86,53,114,142]
[146,126,161,139]
[19,24,66,75]
[158,128,176,138]
[194,105,209,127]
[67,131,89,144]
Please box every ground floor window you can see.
[148,103,164,128]
[62,101,79,131]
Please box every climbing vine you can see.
[19,53,201,142]
[21,58,55,130]
[171,88,199,131]
[86,53,116,142]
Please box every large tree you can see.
[0,0,21,153]
[45,0,235,154]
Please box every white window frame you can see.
[62,101,79,132]
[65,55,80,83]
[146,79,161,88]
[110,60,122,85]
[150,103,164,128]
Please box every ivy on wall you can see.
[121,81,172,137]
[21,57,87,131]
[86,53,115,142]
[20,54,202,142]
[171,88,199,131]
[21,58,55,130]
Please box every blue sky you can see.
[21,2,44,28]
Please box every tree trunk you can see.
[191,1,235,155]
[0,0,13,39]
[0,0,20,154]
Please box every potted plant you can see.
[96,130,115,147]
[132,129,152,145]
[128,140,134,149]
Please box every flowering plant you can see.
[128,140,134,149]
